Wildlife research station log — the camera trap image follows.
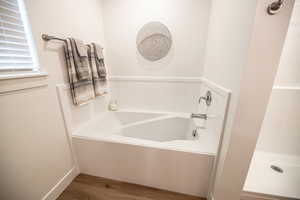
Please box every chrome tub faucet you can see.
[191,113,207,120]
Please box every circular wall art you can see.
[136,22,172,61]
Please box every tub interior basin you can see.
[75,111,164,136]
[73,111,218,155]
[114,111,163,125]
[122,117,194,142]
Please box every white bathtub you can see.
[72,110,217,197]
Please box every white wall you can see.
[0,78,74,200]
[25,0,108,144]
[27,0,106,85]
[0,0,106,199]
[256,1,300,156]
[109,78,202,113]
[203,0,258,197]
[256,88,300,156]
[101,0,211,112]
[275,0,300,87]
[102,0,211,77]
[203,0,294,199]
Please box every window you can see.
[0,0,37,72]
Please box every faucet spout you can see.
[191,113,207,120]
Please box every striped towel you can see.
[64,38,95,105]
[87,43,108,96]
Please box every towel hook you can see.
[267,0,284,15]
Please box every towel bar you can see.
[42,34,67,42]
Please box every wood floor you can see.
[58,174,206,200]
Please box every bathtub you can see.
[242,151,300,200]
[72,110,217,197]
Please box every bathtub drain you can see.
[270,165,283,173]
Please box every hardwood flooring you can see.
[58,174,206,200]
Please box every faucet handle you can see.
[198,90,212,106]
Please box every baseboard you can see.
[42,166,79,200]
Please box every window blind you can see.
[0,0,35,71]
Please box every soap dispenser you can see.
[108,100,118,111]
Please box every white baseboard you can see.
[42,166,79,200]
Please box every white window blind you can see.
[0,0,35,71]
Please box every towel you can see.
[71,38,90,80]
[64,38,95,105]
[87,43,108,96]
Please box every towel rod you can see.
[42,34,67,42]
[42,34,104,49]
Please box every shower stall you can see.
[243,2,300,199]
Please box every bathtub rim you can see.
[72,133,216,157]
[73,110,216,156]
[74,109,218,139]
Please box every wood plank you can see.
[57,174,206,200]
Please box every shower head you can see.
[267,0,284,15]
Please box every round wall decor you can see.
[136,22,172,61]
